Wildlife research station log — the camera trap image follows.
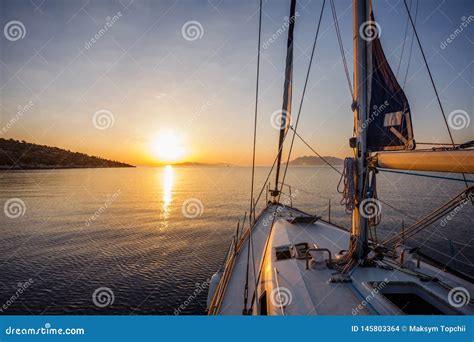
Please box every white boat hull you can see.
[208,204,473,315]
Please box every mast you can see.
[273,0,296,199]
[351,0,370,259]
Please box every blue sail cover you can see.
[366,14,415,152]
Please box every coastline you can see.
[0,165,136,170]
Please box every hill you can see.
[0,138,134,170]
[289,155,343,166]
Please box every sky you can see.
[0,0,472,166]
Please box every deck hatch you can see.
[275,246,292,261]
[373,282,460,315]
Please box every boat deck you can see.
[213,204,473,315]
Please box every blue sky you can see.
[0,0,472,165]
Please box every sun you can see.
[151,132,185,163]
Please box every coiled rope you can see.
[337,158,356,213]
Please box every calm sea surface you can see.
[0,166,472,314]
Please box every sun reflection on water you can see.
[160,165,174,228]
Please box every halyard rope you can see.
[338,158,356,213]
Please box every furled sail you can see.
[365,13,415,151]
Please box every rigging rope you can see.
[242,223,251,314]
[254,147,282,207]
[289,126,342,175]
[378,168,474,184]
[402,0,419,88]
[402,0,469,189]
[396,0,412,77]
[243,0,262,315]
[278,181,333,199]
[249,0,263,225]
[382,186,473,248]
[378,197,416,221]
[329,0,354,100]
[416,142,460,146]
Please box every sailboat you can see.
[207,0,473,315]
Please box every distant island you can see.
[288,155,343,166]
[169,161,231,167]
[0,138,134,170]
[166,157,344,167]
